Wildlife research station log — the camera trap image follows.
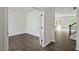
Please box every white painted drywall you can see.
[55,7,76,17]
[0,7,8,51]
[37,7,55,47]
[3,8,8,51]
[55,14,76,17]
[44,8,55,47]
[26,10,41,37]
[8,8,26,36]
[8,7,55,47]
[0,7,4,50]
[76,7,79,50]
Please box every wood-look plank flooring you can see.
[9,30,76,51]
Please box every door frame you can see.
[32,7,44,47]
[0,7,8,51]
[39,11,44,47]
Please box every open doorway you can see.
[8,7,44,51]
[55,7,77,50]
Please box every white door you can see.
[39,12,44,47]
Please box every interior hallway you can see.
[9,30,76,51]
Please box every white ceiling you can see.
[55,7,76,17]
[9,7,76,17]
[9,7,35,13]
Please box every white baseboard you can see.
[43,40,51,47]
[8,32,26,36]
[52,40,56,42]
[75,47,79,51]
[42,40,56,47]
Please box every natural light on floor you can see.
[56,25,61,31]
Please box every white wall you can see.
[8,8,26,36]
[0,7,8,51]
[76,7,79,50]
[0,8,4,50]
[8,7,56,47]
[37,7,55,47]
[3,8,8,51]
[55,14,76,17]
[26,10,41,37]
[44,8,55,47]
[8,8,43,37]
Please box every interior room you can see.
[55,7,77,50]
[0,7,78,51]
[8,7,45,51]
[8,7,77,51]
[7,7,56,51]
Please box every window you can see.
[70,16,76,25]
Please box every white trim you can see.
[75,47,79,51]
[3,7,9,51]
[43,40,52,47]
[42,40,56,48]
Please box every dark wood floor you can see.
[9,30,76,51]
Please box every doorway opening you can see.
[55,7,77,50]
[8,7,44,51]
